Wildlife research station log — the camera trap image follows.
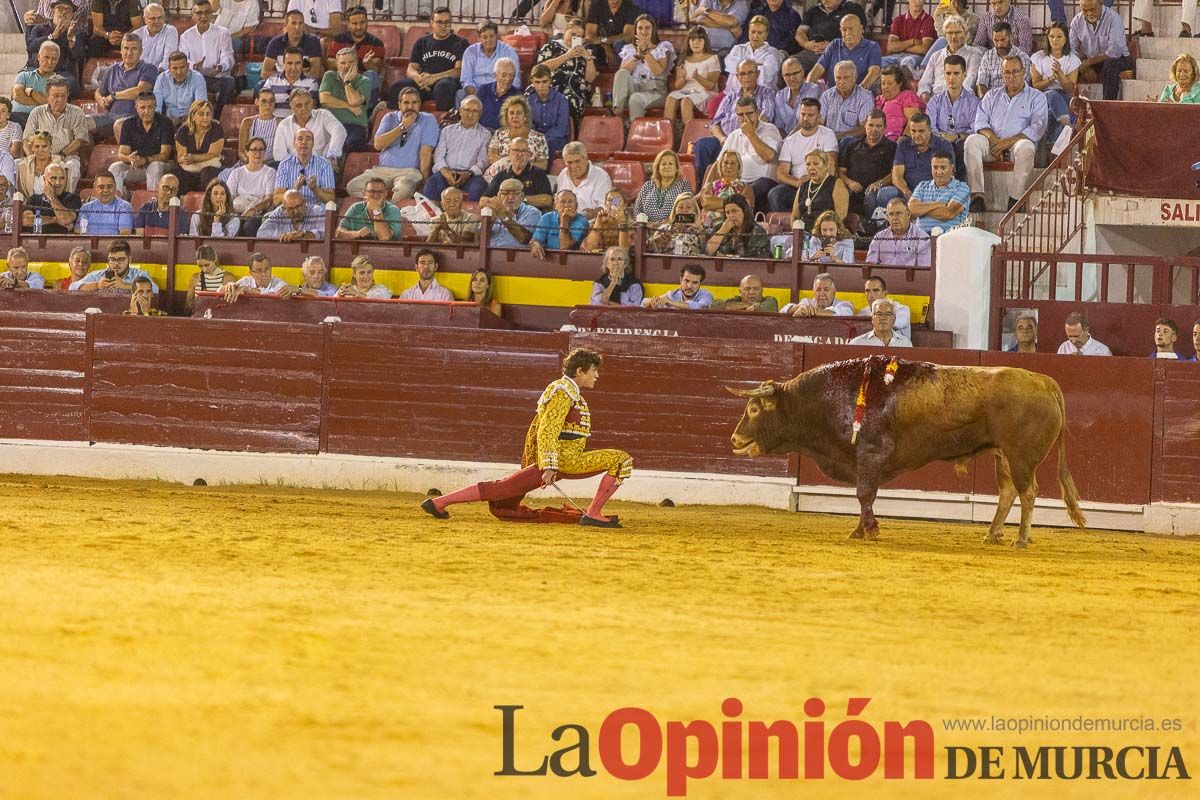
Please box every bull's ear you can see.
[725,383,776,399]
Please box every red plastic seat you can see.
[605,161,645,199]
[220,105,257,139]
[679,118,712,157]
[618,118,675,160]
[129,189,154,210]
[401,25,429,59]
[578,116,624,158]
[679,162,697,192]
[503,32,545,72]
[86,145,121,180]
[368,24,404,59]
[456,27,479,44]
[182,192,204,214]
[82,57,120,90]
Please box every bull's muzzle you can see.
[730,434,763,457]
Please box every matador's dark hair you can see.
[563,348,602,379]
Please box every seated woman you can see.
[613,14,675,120]
[705,195,769,257]
[185,244,235,312]
[875,66,924,142]
[238,89,281,165]
[1155,53,1200,104]
[225,136,277,230]
[663,26,720,134]
[801,210,856,263]
[466,269,503,317]
[700,150,755,227]
[790,151,849,232]
[1030,22,1081,145]
[533,16,597,127]
[190,178,240,237]
[646,192,706,256]
[535,0,584,33]
[483,96,550,183]
[336,254,392,299]
[582,188,633,252]
[55,245,92,292]
[633,150,691,224]
[0,99,25,159]
[174,99,225,195]
[16,131,63,197]
[590,245,644,306]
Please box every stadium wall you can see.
[0,313,1197,534]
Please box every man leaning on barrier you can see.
[71,239,157,293]
[714,274,779,313]
[0,247,46,290]
[335,177,402,241]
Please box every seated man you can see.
[877,112,954,211]
[111,91,174,197]
[964,55,1045,212]
[221,253,291,301]
[179,0,236,118]
[273,128,336,207]
[642,263,714,309]
[77,172,134,235]
[318,47,371,153]
[399,248,454,301]
[586,0,639,66]
[263,47,320,119]
[1057,311,1111,356]
[86,0,141,58]
[857,275,911,339]
[1151,318,1182,360]
[24,0,87,98]
[849,297,913,347]
[974,0,1032,52]
[477,57,522,131]
[806,14,881,92]
[866,198,931,267]
[258,189,326,241]
[13,41,64,124]
[153,51,208,126]
[486,178,543,248]
[556,142,613,218]
[272,88,346,164]
[133,3,178,70]
[781,271,854,316]
[1008,313,1037,352]
[335,176,402,241]
[292,254,338,297]
[690,59,778,193]
[263,8,324,80]
[328,5,385,105]
[288,0,345,50]
[1070,0,1129,102]
[714,274,779,312]
[774,56,824,135]
[530,189,590,259]
[974,22,1031,97]
[346,87,438,201]
[883,0,935,72]
[718,96,782,213]
[124,275,166,315]
[133,172,187,234]
[23,162,80,234]
[422,95,490,202]
[925,54,978,180]
[426,186,480,245]
[725,15,784,91]
[818,60,873,140]
[908,152,969,232]
[480,137,553,211]
[917,15,981,101]
[0,247,46,290]
[22,77,87,191]
[393,6,468,111]
[462,21,520,98]
[766,98,838,212]
[837,109,895,220]
[71,239,158,293]
[215,0,259,54]
[91,33,158,141]
[526,64,571,162]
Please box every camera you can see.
[676,213,695,224]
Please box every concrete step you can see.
[1135,57,1180,80]
[1136,34,1200,60]
[1120,77,1168,100]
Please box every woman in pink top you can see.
[875,66,925,141]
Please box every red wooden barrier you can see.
[193,294,513,328]
[0,312,88,441]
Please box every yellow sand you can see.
[0,474,1196,799]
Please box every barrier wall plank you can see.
[1151,360,1200,503]
[0,311,87,440]
[89,316,324,452]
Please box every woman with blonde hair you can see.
[700,150,755,225]
[174,99,225,194]
[647,192,705,255]
[484,95,549,182]
[16,131,63,197]
[633,150,691,223]
[790,151,849,232]
[337,254,392,299]
[1157,53,1200,104]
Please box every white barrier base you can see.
[0,439,1195,535]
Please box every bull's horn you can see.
[725,383,776,399]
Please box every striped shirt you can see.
[911,177,970,231]
[274,153,335,206]
[819,86,874,135]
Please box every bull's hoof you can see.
[862,527,879,541]
[848,529,865,540]
[1012,538,1029,550]
[983,532,1003,545]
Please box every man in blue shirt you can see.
[908,153,969,232]
[876,112,954,211]
[273,128,336,207]
[806,14,881,91]
[963,54,1046,212]
[345,86,440,201]
[642,263,715,309]
[93,33,158,140]
[293,255,338,296]
[0,247,47,290]
[71,239,158,293]
[77,173,135,235]
[530,190,590,259]
[487,178,542,248]
[154,50,208,125]
[476,57,521,130]
[526,64,571,161]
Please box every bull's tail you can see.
[1054,385,1087,529]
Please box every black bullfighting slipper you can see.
[421,498,449,519]
[580,515,622,528]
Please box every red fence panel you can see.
[0,311,88,441]
[1151,360,1200,504]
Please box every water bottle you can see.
[592,87,603,108]
[34,210,42,235]
[79,214,88,235]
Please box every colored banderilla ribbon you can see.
[851,357,901,444]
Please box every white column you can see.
[932,226,1001,351]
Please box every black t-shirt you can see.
[839,135,897,187]
[803,1,868,42]
[27,192,82,234]
[265,32,324,64]
[119,112,174,157]
[483,164,552,200]
[586,0,638,38]
[410,33,468,75]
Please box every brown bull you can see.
[728,356,1086,547]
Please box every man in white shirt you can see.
[917,15,982,101]
[767,97,838,212]
[1057,311,1112,356]
[724,15,783,92]
[857,276,912,339]
[221,253,294,302]
[719,96,781,213]
[555,141,613,219]
[133,3,178,70]
[287,0,344,39]
[215,0,261,52]
[849,298,914,347]
[781,272,855,317]
[273,88,346,163]
[179,0,236,117]
[399,248,454,301]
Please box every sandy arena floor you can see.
[0,474,1197,799]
